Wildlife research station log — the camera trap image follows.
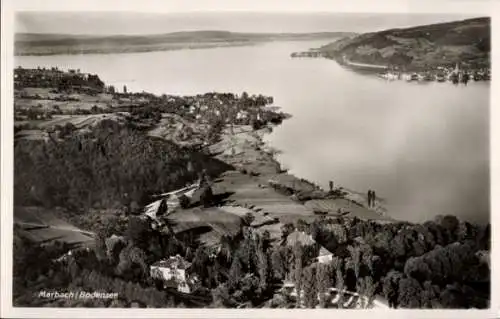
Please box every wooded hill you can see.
[319,17,490,70]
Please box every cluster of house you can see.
[169,92,279,127]
[290,51,324,58]
[379,63,490,83]
[14,67,105,93]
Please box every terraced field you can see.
[166,207,243,246]
[216,171,314,219]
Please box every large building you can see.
[150,255,198,293]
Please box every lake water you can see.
[15,40,490,224]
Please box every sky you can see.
[11,0,491,35]
[11,0,494,14]
[15,12,485,35]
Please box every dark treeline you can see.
[14,67,105,92]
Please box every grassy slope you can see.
[14,206,95,245]
[319,17,490,69]
[15,31,356,56]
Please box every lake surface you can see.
[15,40,490,223]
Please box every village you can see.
[290,52,490,85]
[377,63,490,84]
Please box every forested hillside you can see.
[319,17,490,70]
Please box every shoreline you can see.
[208,118,393,226]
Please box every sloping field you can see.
[216,171,314,219]
[15,206,79,229]
[37,113,127,129]
[17,227,94,245]
[14,206,94,245]
[15,98,109,111]
[219,205,278,228]
[304,199,393,222]
[148,114,208,147]
[166,207,243,245]
[267,173,318,193]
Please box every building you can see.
[316,246,334,264]
[145,182,201,217]
[144,198,168,221]
[150,255,196,293]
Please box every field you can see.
[166,207,243,246]
[14,206,94,246]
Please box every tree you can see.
[302,264,318,308]
[382,270,403,308]
[296,219,308,232]
[257,243,269,291]
[243,213,255,226]
[330,223,348,244]
[292,243,304,307]
[126,217,150,249]
[357,276,377,308]
[348,245,361,279]
[228,256,243,290]
[403,242,477,284]
[271,248,285,281]
[123,85,128,94]
[316,263,332,308]
[280,223,294,241]
[420,281,441,308]
[178,194,190,209]
[439,283,467,308]
[398,277,422,308]
[211,284,234,308]
[200,185,214,207]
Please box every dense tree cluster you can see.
[295,216,490,309]
[14,120,231,210]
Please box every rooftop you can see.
[151,255,191,270]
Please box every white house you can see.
[236,110,249,120]
[144,198,168,221]
[150,255,194,293]
[316,246,334,264]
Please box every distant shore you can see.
[14,31,353,56]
